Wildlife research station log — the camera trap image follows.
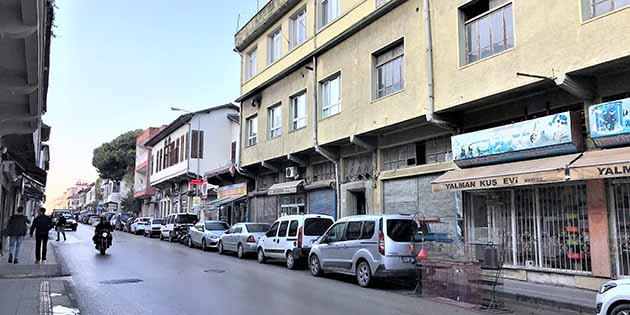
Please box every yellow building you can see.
[235,0,630,288]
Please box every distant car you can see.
[160,213,198,242]
[90,216,101,226]
[130,217,151,235]
[257,214,334,270]
[124,216,137,233]
[60,213,78,231]
[596,279,630,315]
[52,209,72,220]
[187,220,229,250]
[218,223,270,258]
[309,214,420,287]
[112,213,131,231]
[144,218,165,238]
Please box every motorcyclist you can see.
[92,215,113,249]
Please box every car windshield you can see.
[152,219,164,225]
[386,219,418,242]
[246,224,270,232]
[205,222,229,230]
[139,218,150,222]
[304,218,334,236]
[176,215,197,224]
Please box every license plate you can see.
[402,257,415,264]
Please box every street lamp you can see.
[171,106,201,213]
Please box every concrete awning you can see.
[268,180,304,195]
[569,147,630,180]
[432,154,581,192]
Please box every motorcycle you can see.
[95,229,112,255]
[174,225,192,244]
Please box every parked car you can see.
[113,213,131,231]
[59,213,78,231]
[257,214,334,269]
[187,220,229,250]
[103,212,116,224]
[309,214,420,287]
[124,216,137,233]
[596,279,630,315]
[144,218,165,238]
[130,217,151,235]
[218,222,271,258]
[160,213,198,242]
[52,209,72,220]
[87,215,101,226]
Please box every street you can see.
[48,224,577,315]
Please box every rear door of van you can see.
[383,218,418,270]
[303,217,334,249]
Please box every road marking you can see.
[40,280,52,315]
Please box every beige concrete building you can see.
[235,0,630,288]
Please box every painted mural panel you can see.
[589,98,630,147]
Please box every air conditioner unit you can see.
[285,167,298,179]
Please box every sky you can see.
[44,1,268,209]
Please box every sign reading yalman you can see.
[570,147,630,180]
[452,112,581,167]
[432,170,567,192]
[589,98,630,147]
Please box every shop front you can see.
[268,180,306,217]
[204,183,248,225]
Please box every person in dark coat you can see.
[56,214,67,241]
[5,206,30,264]
[29,207,54,264]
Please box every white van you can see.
[257,214,334,269]
[309,214,419,287]
[160,213,198,242]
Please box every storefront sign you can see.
[433,170,566,192]
[572,163,630,180]
[192,196,201,208]
[589,98,630,147]
[217,183,247,199]
[452,112,580,167]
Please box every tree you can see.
[94,178,103,203]
[92,129,143,181]
[120,174,140,214]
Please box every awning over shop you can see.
[205,195,246,209]
[569,147,630,180]
[267,180,304,195]
[432,153,581,192]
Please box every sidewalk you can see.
[0,235,65,279]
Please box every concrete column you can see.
[587,179,612,278]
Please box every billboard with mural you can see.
[589,98,630,147]
[452,112,580,167]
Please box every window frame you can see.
[246,47,258,80]
[268,104,283,139]
[267,28,283,65]
[290,90,307,131]
[589,0,630,18]
[319,0,340,28]
[373,42,405,99]
[463,2,514,65]
[289,7,307,50]
[320,73,341,119]
[246,115,258,146]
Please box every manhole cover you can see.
[99,279,143,285]
[203,269,225,274]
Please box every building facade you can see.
[235,0,630,289]
[134,127,164,217]
[146,104,239,218]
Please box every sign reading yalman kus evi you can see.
[589,98,630,147]
[217,183,247,199]
[452,112,582,167]
[432,169,567,192]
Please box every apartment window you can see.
[268,28,282,65]
[463,2,514,64]
[268,105,282,139]
[113,181,121,193]
[290,8,307,49]
[246,115,258,146]
[290,92,307,130]
[163,144,168,169]
[321,74,341,119]
[246,47,257,80]
[180,135,185,161]
[185,133,189,160]
[320,0,340,27]
[374,43,404,99]
[590,0,630,17]
[191,130,204,159]
[174,138,180,164]
[231,141,237,163]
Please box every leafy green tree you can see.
[92,129,143,181]
[94,178,103,202]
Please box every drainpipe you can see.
[423,0,457,132]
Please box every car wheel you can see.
[257,248,266,264]
[356,261,372,288]
[218,241,224,255]
[286,252,298,270]
[237,244,244,259]
[201,239,207,252]
[72,227,77,231]
[310,255,323,277]
[188,237,194,248]
[612,304,630,315]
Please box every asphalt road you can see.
[53,224,573,315]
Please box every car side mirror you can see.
[224,230,229,234]
[320,235,329,244]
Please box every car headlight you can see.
[600,282,617,294]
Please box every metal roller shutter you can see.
[384,173,455,216]
[255,196,278,224]
[384,177,418,214]
[308,189,335,217]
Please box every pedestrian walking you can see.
[56,214,67,241]
[30,207,54,264]
[5,206,31,264]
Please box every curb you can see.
[483,287,594,314]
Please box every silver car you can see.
[309,214,419,287]
[187,220,230,251]
[218,223,271,259]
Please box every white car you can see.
[89,216,101,226]
[596,279,630,315]
[160,213,198,242]
[130,217,151,235]
[257,214,334,270]
[144,218,165,238]
[218,223,271,258]
[188,220,230,251]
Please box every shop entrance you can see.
[610,179,630,276]
[350,190,366,215]
[465,183,591,273]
